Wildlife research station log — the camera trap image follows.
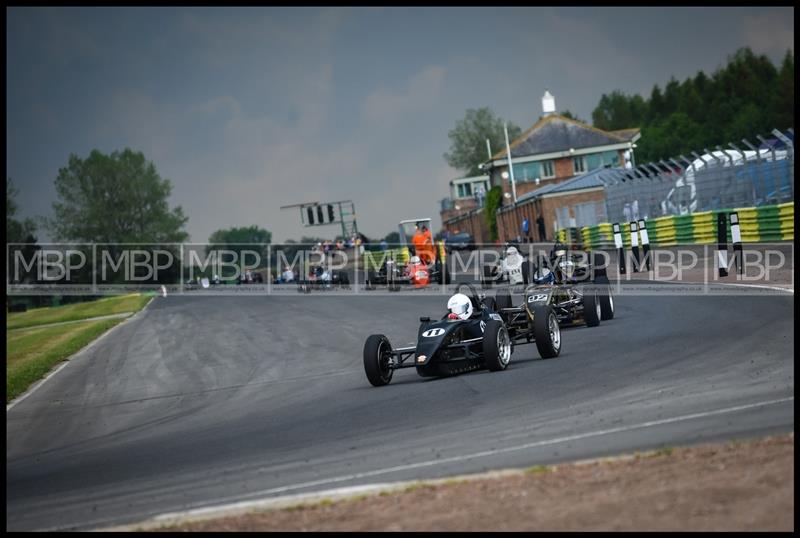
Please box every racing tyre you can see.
[363,334,394,386]
[483,320,512,372]
[495,290,513,310]
[599,286,614,320]
[532,305,561,359]
[583,291,601,327]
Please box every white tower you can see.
[542,89,556,116]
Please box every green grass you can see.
[652,446,675,457]
[7,293,152,330]
[6,293,154,402]
[525,465,553,475]
[7,318,124,402]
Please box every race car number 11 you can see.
[422,328,446,337]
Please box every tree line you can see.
[591,47,794,163]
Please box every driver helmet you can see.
[409,255,421,265]
[552,242,567,259]
[505,245,520,263]
[447,293,473,320]
[534,266,555,285]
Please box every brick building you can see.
[496,167,611,244]
[439,90,641,243]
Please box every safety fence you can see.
[570,201,794,249]
[597,128,794,224]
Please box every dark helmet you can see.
[533,266,555,285]
[550,241,568,260]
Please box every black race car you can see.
[296,265,351,293]
[362,283,561,386]
[487,243,614,328]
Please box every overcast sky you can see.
[7,6,794,243]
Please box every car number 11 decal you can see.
[422,328,446,337]
[527,293,548,303]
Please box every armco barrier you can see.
[576,202,793,248]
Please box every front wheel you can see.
[532,305,561,359]
[363,334,394,386]
[483,320,512,371]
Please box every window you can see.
[541,160,555,178]
[456,183,472,198]
[573,156,587,174]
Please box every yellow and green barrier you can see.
[577,202,793,248]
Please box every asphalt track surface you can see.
[6,285,794,530]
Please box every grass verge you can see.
[7,318,125,402]
[7,293,152,330]
[7,293,153,402]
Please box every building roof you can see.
[513,166,615,205]
[608,128,641,142]
[490,114,639,161]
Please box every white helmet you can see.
[447,293,473,320]
[409,256,421,264]
[506,246,518,257]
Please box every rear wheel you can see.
[584,291,601,327]
[363,335,394,386]
[599,286,614,320]
[533,305,561,359]
[483,321,512,371]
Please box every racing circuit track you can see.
[6,286,795,530]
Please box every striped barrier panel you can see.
[579,202,793,248]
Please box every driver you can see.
[405,255,429,287]
[533,266,556,285]
[446,293,474,320]
[501,245,524,285]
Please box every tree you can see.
[7,178,37,244]
[48,149,189,243]
[7,178,40,291]
[559,110,587,123]
[444,107,522,177]
[484,185,503,242]
[383,231,400,244]
[207,225,272,275]
[772,50,794,129]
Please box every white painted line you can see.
[143,396,794,524]
[651,278,794,294]
[6,297,154,411]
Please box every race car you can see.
[362,283,560,386]
[296,263,351,293]
[364,253,450,290]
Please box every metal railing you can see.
[597,128,794,223]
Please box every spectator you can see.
[536,215,546,242]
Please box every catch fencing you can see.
[597,128,794,225]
